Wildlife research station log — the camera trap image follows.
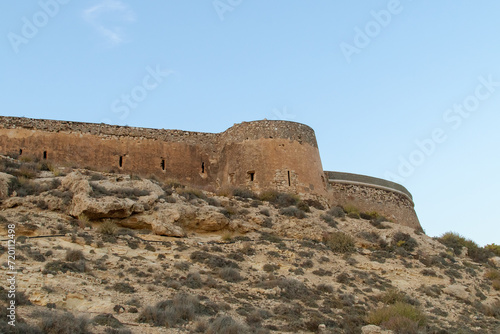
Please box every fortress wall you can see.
[326,172,420,230]
[0,127,218,186]
[217,138,327,197]
[0,116,422,230]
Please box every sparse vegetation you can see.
[36,309,90,334]
[438,232,492,263]
[1,160,499,333]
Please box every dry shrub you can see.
[367,302,426,332]
[485,269,500,280]
[98,220,117,235]
[65,249,85,262]
[485,243,500,256]
[207,315,250,334]
[218,267,243,282]
[36,309,90,334]
[259,190,299,208]
[138,293,203,327]
[279,206,306,219]
[232,188,256,199]
[327,206,345,218]
[323,231,355,253]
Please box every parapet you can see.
[325,171,413,201]
[221,120,318,147]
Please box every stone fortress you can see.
[0,116,420,230]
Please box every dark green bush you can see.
[232,188,256,199]
[43,260,86,275]
[259,190,299,208]
[279,206,306,219]
[327,206,345,218]
[93,314,123,328]
[111,283,136,294]
[392,232,418,252]
[296,201,310,213]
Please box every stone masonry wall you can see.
[327,182,420,230]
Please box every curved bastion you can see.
[0,116,420,229]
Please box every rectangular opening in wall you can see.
[43,151,47,160]
[19,149,22,155]
[247,171,255,182]
[201,162,205,173]
[161,159,165,171]
[287,171,291,186]
[119,156,123,168]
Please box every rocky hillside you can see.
[0,155,499,334]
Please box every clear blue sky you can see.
[1,1,499,246]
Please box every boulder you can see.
[489,256,500,268]
[443,284,471,302]
[180,206,229,232]
[69,193,136,219]
[62,171,161,219]
[361,325,393,334]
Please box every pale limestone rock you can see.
[0,172,14,199]
[151,219,186,237]
[489,256,500,268]
[1,197,25,209]
[63,171,162,219]
[69,193,136,219]
[361,325,393,334]
[443,284,471,302]
[61,171,92,194]
[180,206,229,232]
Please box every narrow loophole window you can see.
[201,162,205,173]
[119,156,123,168]
[161,159,165,171]
[43,151,47,160]
[287,171,291,186]
[248,171,255,182]
[19,149,22,155]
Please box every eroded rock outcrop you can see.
[62,171,162,219]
